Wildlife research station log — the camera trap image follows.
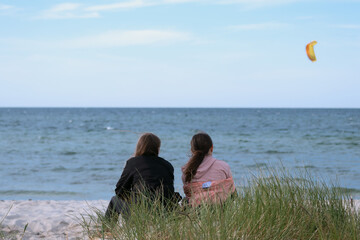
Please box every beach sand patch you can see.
[0,200,107,240]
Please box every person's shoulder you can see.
[213,158,230,170]
[213,158,232,177]
[156,156,174,169]
[127,156,136,161]
[126,156,142,165]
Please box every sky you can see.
[0,0,359,108]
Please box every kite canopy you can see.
[306,41,317,62]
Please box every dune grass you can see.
[81,169,360,240]
[0,205,12,240]
[0,204,28,240]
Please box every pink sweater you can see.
[181,155,232,184]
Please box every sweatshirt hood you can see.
[182,155,217,179]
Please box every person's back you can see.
[182,132,235,206]
[116,155,175,201]
[106,133,179,220]
[181,155,231,183]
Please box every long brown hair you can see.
[183,132,213,183]
[135,133,161,157]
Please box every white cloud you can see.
[84,0,301,12]
[0,29,192,50]
[84,0,204,12]
[227,22,289,30]
[40,0,307,19]
[163,0,204,3]
[39,3,99,19]
[0,4,17,16]
[217,0,299,6]
[50,3,81,12]
[334,24,360,29]
[218,0,296,3]
[61,30,191,48]
[84,0,289,12]
[295,16,314,20]
[85,0,154,11]
[0,4,13,10]
[225,0,304,4]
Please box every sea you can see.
[0,108,359,200]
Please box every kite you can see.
[306,41,317,62]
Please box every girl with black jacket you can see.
[105,133,180,220]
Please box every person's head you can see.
[184,132,213,183]
[135,133,161,157]
[190,132,213,155]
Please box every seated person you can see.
[182,132,235,206]
[105,133,180,220]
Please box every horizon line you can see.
[1,106,360,109]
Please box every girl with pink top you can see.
[182,132,236,206]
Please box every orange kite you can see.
[306,41,317,62]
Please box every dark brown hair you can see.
[183,132,213,183]
[135,133,161,157]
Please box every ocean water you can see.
[0,108,359,200]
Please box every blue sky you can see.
[0,0,359,107]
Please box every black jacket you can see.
[115,155,176,201]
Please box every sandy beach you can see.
[1,199,359,240]
[0,200,108,240]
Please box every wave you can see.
[344,137,360,141]
[61,151,77,156]
[52,166,88,172]
[316,142,359,146]
[51,166,67,172]
[264,150,293,154]
[240,150,293,154]
[246,163,268,168]
[72,167,85,172]
[295,165,317,169]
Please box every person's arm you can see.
[170,165,182,200]
[226,168,233,179]
[165,161,182,203]
[225,164,237,198]
[170,164,175,185]
[115,160,134,199]
[222,161,233,179]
